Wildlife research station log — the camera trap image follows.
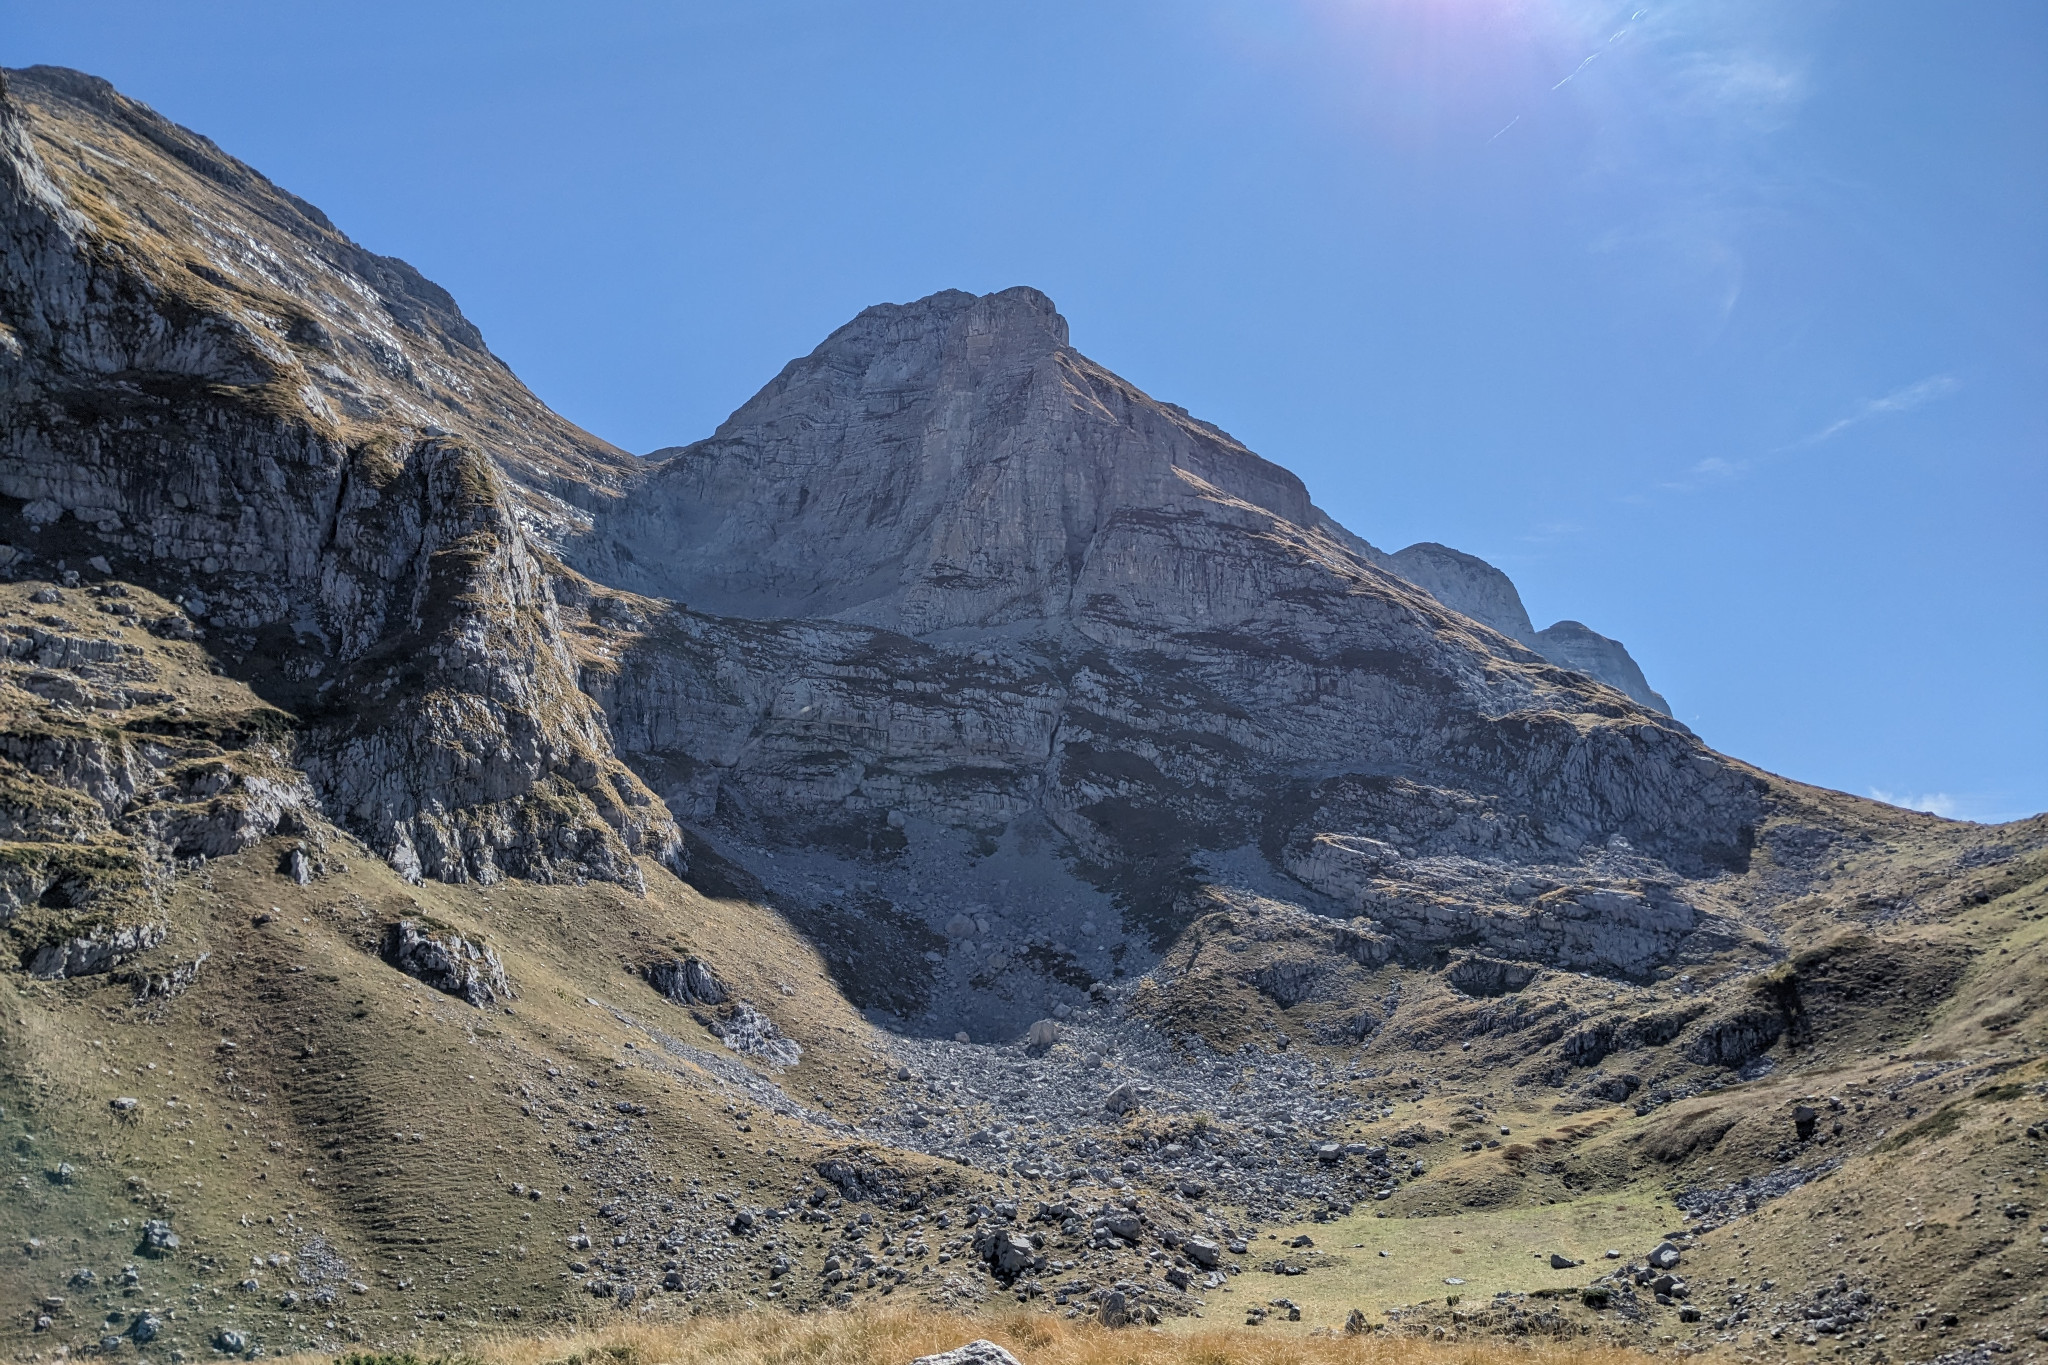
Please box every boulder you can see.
[1101,1210,1142,1242]
[1649,1241,1682,1270]
[974,1228,1036,1278]
[382,920,511,1006]
[1793,1104,1820,1140]
[910,1343,1023,1365]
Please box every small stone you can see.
[139,1220,178,1254]
[1550,1253,1579,1269]
[215,1328,248,1353]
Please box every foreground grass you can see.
[271,1306,1655,1365]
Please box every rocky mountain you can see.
[0,65,2041,1365]
[1364,541,1671,714]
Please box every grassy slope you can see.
[1,570,2043,1364]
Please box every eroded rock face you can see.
[25,920,164,978]
[0,62,1753,1019]
[550,284,1763,1002]
[381,920,510,1007]
[647,955,728,1006]
[0,66,680,889]
[705,1001,802,1069]
[1532,619,1672,715]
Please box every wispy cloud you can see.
[1795,374,1959,448]
[1516,518,1585,549]
[1868,789,1961,819]
[1648,372,1960,495]
[1552,51,1603,91]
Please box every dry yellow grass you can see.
[261,1306,1658,1365]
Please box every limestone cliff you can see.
[1365,541,1671,715]
[0,65,679,887]
[557,287,1759,1022]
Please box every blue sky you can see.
[7,1,2045,822]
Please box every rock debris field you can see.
[499,989,1442,1328]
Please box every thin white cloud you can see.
[1797,374,1959,447]
[1553,51,1602,90]
[1869,789,1961,819]
[1647,373,1960,497]
[1673,52,1806,127]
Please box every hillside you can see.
[0,64,2042,1365]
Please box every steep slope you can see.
[566,286,1750,1033]
[1531,620,1671,716]
[1371,542,1670,714]
[1375,542,1540,646]
[0,66,678,885]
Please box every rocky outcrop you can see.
[1532,619,1672,714]
[1365,542,1671,714]
[647,955,729,1006]
[705,1001,802,1069]
[0,66,681,888]
[24,919,163,978]
[1376,542,1538,645]
[381,919,511,1006]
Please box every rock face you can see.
[1369,542,1671,714]
[1532,619,1672,715]
[2,64,1743,1034]
[564,287,1754,1010]
[382,920,511,1006]
[1376,542,1538,645]
[0,65,680,888]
